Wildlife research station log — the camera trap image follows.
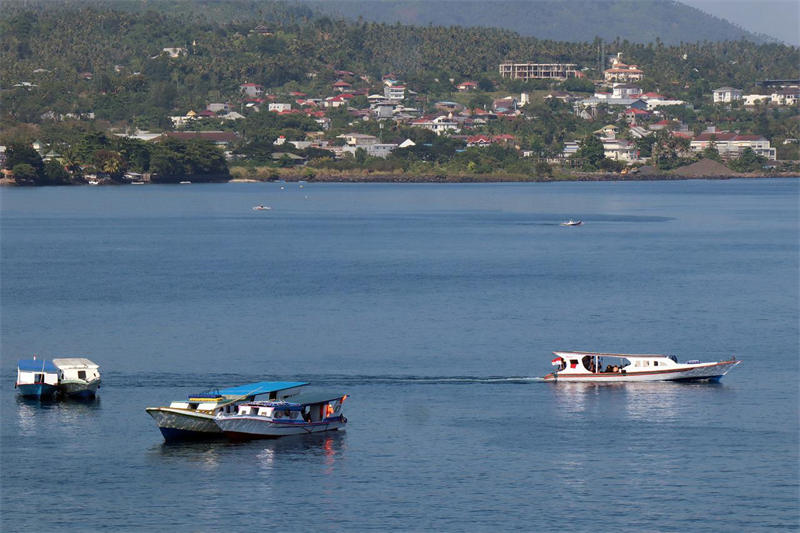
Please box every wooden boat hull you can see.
[16,383,58,398]
[59,378,101,398]
[216,416,346,440]
[544,360,740,383]
[146,408,222,441]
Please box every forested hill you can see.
[299,0,770,45]
[6,0,773,45]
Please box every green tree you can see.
[573,135,605,170]
[11,163,38,184]
[42,159,71,185]
[701,142,722,162]
[729,147,766,172]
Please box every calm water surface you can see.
[1,180,798,531]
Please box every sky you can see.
[681,0,800,46]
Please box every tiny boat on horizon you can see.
[215,391,347,440]
[53,358,101,399]
[146,381,307,441]
[560,220,583,226]
[543,351,740,383]
[16,358,59,398]
[252,204,272,211]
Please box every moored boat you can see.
[16,358,59,398]
[215,391,347,440]
[146,381,307,441]
[543,351,740,383]
[560,219,583,226]
[53,358,101,398]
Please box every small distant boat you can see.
[543,351,741,383]
[179,180,191,184]
[87,180,100,186]
[53,358,101,399]
[130,181,145,185]
[560,220,583,226]
[16,358,59,399]
[252,205,272,211]
[146,381,307,441]
[215,391,347,440]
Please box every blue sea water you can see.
[1,180,798,532]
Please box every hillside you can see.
[299,0,772,45]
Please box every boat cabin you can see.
[235,392,347,423]
[52,358,100,382]
[551,351,680,375]
[16,359,59,387]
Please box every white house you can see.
[384,85,406,100]
[240,83,265,97]
[712,87,742,103]
[604,54,643,82]
[612,84,641,99]
[410,115,460,135]
[268,102,292,112]
[690,131,776,160]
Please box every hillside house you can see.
[604,54,643,82]
[690,131,776,160]
[713,87,742,103]
[207,103,232,113]
[268,102,292,112]
[384,85,406,99]
[612,84,642,99]
[332,80,352,93]
[411,115,460,135]
[457,81,478,92]
[240,83,265,97]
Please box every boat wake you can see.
[110,372,546,388]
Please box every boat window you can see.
[654,361,659,366]
[78,370,86,380]
[569,359,578,368]
[35,373,44,383]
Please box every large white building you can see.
[712,87,743,103]
[690,131,776,160]
[499,62,579,80]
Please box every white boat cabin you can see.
[551,351,680,375]
[52,358,100,382]
[16,359,59,386]
[234,394,347,423]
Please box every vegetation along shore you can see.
[1,1,798,186]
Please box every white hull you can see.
[59,378,101,397]
[146,408,221,434]
[545,361,739,383]
[215,416,346,439]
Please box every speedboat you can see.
[252,205,272,211]
[560,220,583,226]
[146,381,307,441]
[16,358,60,398]
[53,358,101,399]
[215,391,347,440]
[543,351,740,382]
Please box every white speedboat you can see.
[252,205,272,211]
[215,391,347,440]
[543,351,740,383]
[53,358,101,398]
[146,381,307,441]
[560,219,583,226]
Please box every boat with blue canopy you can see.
[16,358,60,398]
[215,390,348,440]
[146,381,308,441]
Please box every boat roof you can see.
[263,391,346,406]
[18,359,59,372]
[554,351,672,359]
[52,358,99,369]
[213,381,308,398]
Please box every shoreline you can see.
[3,173,798,187]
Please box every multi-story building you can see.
[690,131,776,161]
[499,63,579,80]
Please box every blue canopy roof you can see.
[18,359,58,373]
[212,381,308,398]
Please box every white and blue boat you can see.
[146,381,308,442]
[215,391,348,440]
[16,358,60,399]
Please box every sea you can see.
[1,179,798,532]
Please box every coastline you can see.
[2,172,798,187]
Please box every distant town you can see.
[2,8,799,185]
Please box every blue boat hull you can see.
[158,427,226,442]
[17,383,58,399]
